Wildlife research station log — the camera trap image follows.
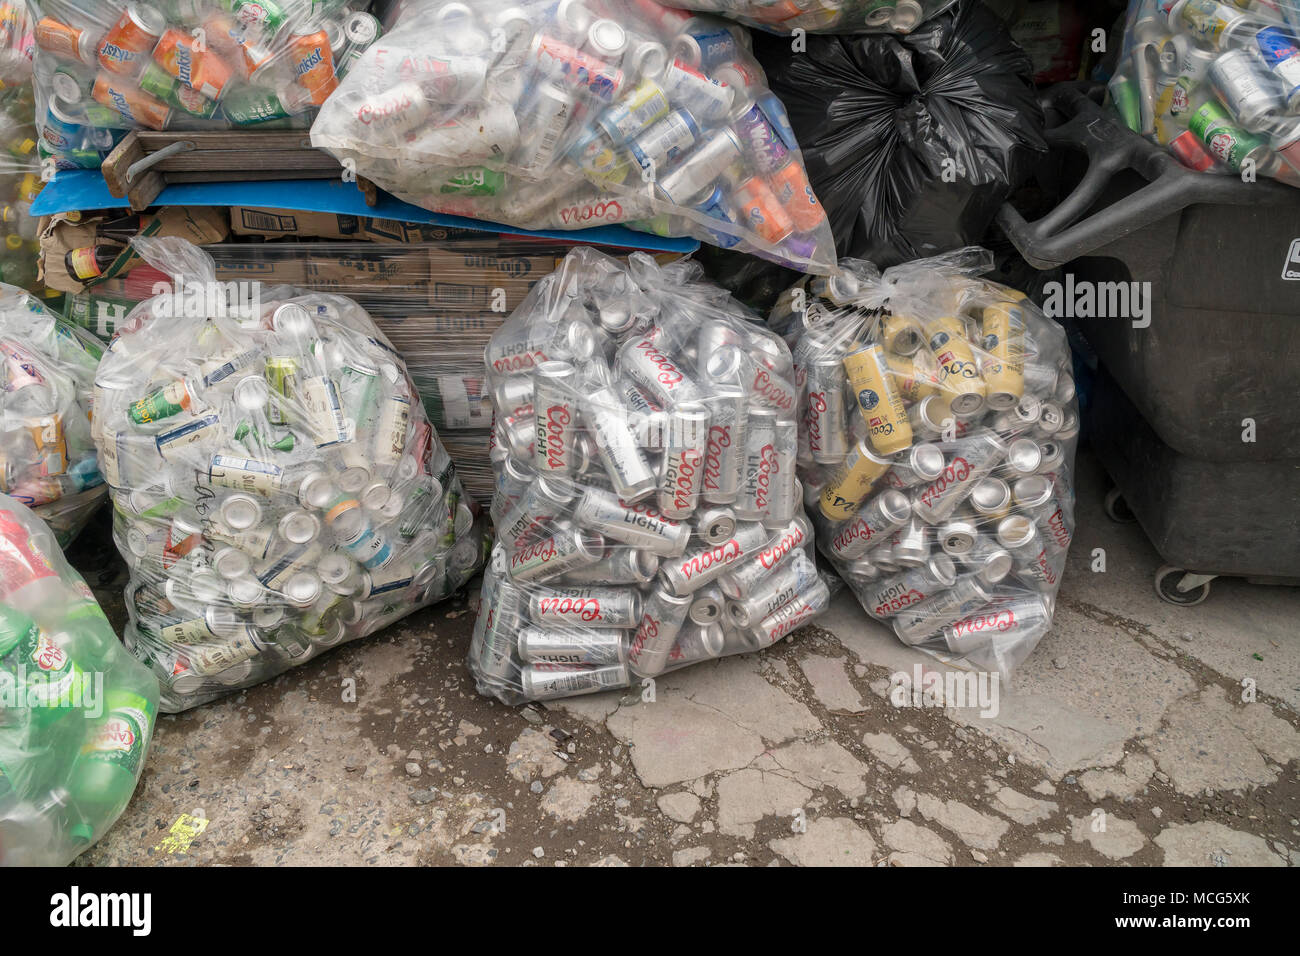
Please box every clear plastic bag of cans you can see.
[471,245,832,705]
[1110,0,1300,185]
[310,0,837,272]
[645,0,956,35]
[1,3,44,293]
[776,248,1079,679]
[30,0,382,172]
[0,284,107,547]
[0,492,160,866]
[93,236,486,712]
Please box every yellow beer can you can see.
[843,343,912,456]
[980,300,1027,410]
[885,350,942,404]
[818,437,894,521]
[922,315,986,415]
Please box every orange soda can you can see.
[733,176,794,245]
[769,161,826,232]
[97,4,166,77]
[35,16,99,65]
[93,72,172,130]
[154,27,234,101]
[290,23,338,105]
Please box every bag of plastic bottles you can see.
[0,285,107,547]
[1,3,44,292]
[1110,0,1300,186]
[93,236,486,712]
[653,0,956,34]
[310,0,837,273]
[471,246,831,704]
[0,493,159,866]
[774,248,1078,678]
[29,0,381,171]
[751,0,1047,266]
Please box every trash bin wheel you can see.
[1154,565,1212,606]
[1104,486,1137,523]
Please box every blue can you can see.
[695,185,742,249]
[682,27,740,72]
[1256,26,1300,102]
[42,97,87,153]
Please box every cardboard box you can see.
[229,207,366,240]
[427,248,565,312]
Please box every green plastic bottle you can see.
[66,689,156,845]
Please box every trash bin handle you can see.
[996,82,1289,269]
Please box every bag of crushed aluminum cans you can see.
[471,246,831,704]
[774,248,1078,678]
[93,236,485,712]
[658,0,955,35]
[0,493,159,867]
[0,285,107,547]
[311,0,836,273]
[1111,0,1300,186]
[29,0,380,171]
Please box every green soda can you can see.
[439,167,506,196]
[221,84,296,126]
[1107,74,1142,134]
[234,0,288,35]
[66,688,156,843]
[234,419,296,452]
[1189,101,1270,171]
[264,357,298,426]
[128,379,195,426]
[140,62,219,119]
[0,605,89,723]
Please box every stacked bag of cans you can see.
[94,237,484,712]
[776,250,1078,677]
[0,286,107,546]
[311,0,836,272]
[656,0,954,34]
[31,0,382,171]
[0,3,42,292]
[0,494,159,866]
[1111,0,1300,185]
[470,246,830,703]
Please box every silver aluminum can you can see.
[763,419,799,529]
[560,546,660,585]
[581,385,657,502]
[960,536,1015,586]
[804,354,849,465]
[1210,48,1284,131]
[868,554,958,619]
[660,519,771,595]
[527,586,642,629]
[694,505,736,545]
[880,443,945,491]
[521,661,630,700]
[826,489,911,561]
[659,401,711,519]
[628,586,694,677]
[688,584,726,625]
[476,573,524,683]
[736,406,779,521]
[518,626,628,666]
[968,476,1012,520]
[499,476,577,548]
[727,550,820,629]
[939,518,978,556]
[618,335,704,408]
[890,516,930,567]
[533,361,580,475]
[665,621,727,668]
[912,431,1008,525]
[995,514,1060,591]
[507,527,605,583]
[718,514,812,599]
[943,595,1052,656]
[749,576,831,647]
[701,378,746,505]
[893,574,991,645]
[574,485,689,557]
[495,374,535,417]
[1012,475,1073,553]
[996,437,1042,482]
[654,127,743,205]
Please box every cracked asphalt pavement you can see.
[71,451,1299,867]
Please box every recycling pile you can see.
[31,0,379,170]
[312,0,836,272]
[0,494,159,866]
[0,286,106,546]
[94,237,485,712]
[1112,0,1300,185]
[470,246,830,703]
[1,3,41,292]
[777,250,1078,677]
[661,0,955,34]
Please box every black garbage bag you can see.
[753,0,1047,267]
